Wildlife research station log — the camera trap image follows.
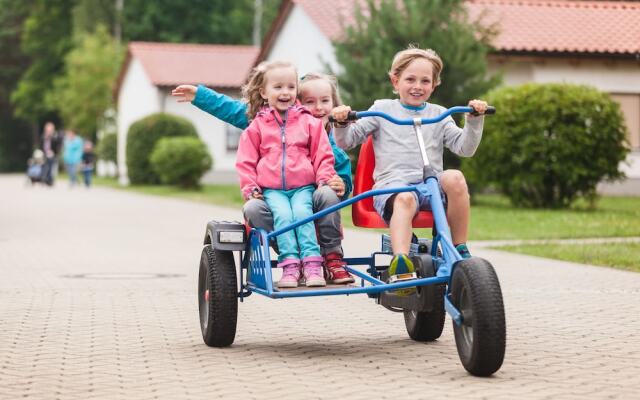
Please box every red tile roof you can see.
[264,0,639,57]
[118,42,259,92]
[467,0,640,55]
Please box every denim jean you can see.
[82,168,93,187]
[65,163,78,186]
[243,185,343,255]
[263,185,320,262]
[42,158,57,186]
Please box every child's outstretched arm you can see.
[235,122,262,200]
[330,104,380,150]
[171,84,249,130]
[442,99,488,157]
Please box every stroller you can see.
[26,149,45,185]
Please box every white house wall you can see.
[266,5,339,76]
[117,58,163,184]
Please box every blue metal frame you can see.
[239,106,477,324]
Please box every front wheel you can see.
[450,258,506,376]
[198,245,238,347]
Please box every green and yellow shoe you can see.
[388,253,416,297]
[455,243,472,259]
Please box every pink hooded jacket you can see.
[236,105,336,199]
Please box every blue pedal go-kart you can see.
[198,106,506,376]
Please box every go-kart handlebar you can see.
[329,105,496,125]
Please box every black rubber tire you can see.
[450,258,506,376]
[198,245,238,347]
[403,255,445,341]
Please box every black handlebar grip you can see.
[471,106,496,116]
[328,111,358,123]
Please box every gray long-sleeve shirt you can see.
[334,99,484,189]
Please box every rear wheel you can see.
[403,255,445,341]
[198,245,238,347]
[450,258,506,376]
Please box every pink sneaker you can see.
[277,259,301,288]
[302,257,326,287]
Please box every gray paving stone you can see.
[1,174,639,399]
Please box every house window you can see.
[226,124,243,151]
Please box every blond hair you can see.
[298,72,343,107]
[388,47,443,87]
[242,60,297,120]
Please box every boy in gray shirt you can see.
[331,47,488,287]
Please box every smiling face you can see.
[391,57,435,107]
[299,79,335,126]
[259,66,298,115]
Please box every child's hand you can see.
[171,85,197,102]
[250,189,264,200]
[327,175,345,197]
[331,105,352,122]
[468,99,488,116]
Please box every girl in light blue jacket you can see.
[63,130,83,187]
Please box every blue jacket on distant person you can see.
[191,85,353,198]
[63,136,83,165]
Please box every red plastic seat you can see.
[352,136,434,228]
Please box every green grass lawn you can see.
[495,242,640,273]
[95,178,640,270]
[467,194,640,240]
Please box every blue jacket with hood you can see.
[191,85,353,198]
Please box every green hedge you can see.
[464,83,629,208]
[126,113,197,184]
[150,136,212,188]
[96,133,117,162]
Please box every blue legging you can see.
[263,185,320,262]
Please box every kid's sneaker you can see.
[324,252,355,284]
[302,259,326,287]
[388,253,416,297]
[455,244,472,259]
[277,260,301,288]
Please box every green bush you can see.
[464,83,629,208]
[96,133,117,162]
[150,136,212,188]
[126,113,197,184]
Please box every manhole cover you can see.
[62,273,184,280]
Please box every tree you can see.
[48,26,123,139]
[331,0,500,170]
[0,0,33,171]
[121,0,282,44]
[71,0,116,36]
[334,0,498,110]
[11,0,76,122]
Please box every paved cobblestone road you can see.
[1,175,639,399]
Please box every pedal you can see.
[388,272,418,283]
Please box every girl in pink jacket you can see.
[236,61,336,288]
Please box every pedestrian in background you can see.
[62,130,83,187]
[81,140,96,188]
[40,122,63,186]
